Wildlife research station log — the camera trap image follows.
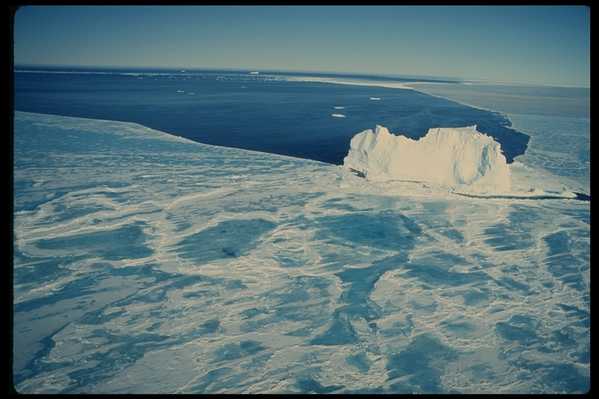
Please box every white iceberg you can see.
[331,113,346,118]
[343,125,511,193]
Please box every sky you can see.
[14,6,590,87]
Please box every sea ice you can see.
[12,111,589,394]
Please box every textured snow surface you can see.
[343,125,511,193]
[13,112,589,394]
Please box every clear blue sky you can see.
[14,6,590,87]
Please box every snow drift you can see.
[343,125,512,193]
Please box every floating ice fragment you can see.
[369,97,381,101]
[331,114,346,118]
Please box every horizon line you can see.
[13,63,590,90]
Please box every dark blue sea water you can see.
[14,67,529,164]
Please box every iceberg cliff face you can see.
[343,125,511,193]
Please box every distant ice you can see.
[369,97,381,101]
[333,106,345,109]
[283,76,414,90]
[331,113,346,118]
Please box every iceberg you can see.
[343,125,511,193]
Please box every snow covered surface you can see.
[13,111,589,394]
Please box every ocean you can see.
[15,67,529,164]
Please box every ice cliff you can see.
[343,125,512,193]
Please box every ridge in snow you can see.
[343,125,512,193]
